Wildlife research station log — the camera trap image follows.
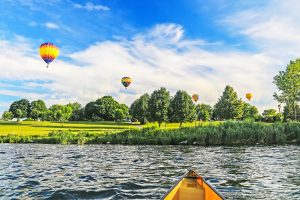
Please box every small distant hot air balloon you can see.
[246,93,253,101]
[192,94,199,102]
[39,42,59,68]
[121,77,132,89]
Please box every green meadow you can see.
[0,121,138,136]
[0,121,299,145]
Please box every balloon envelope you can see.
[121,77,132,89]
[246,93,253,101]
[192,94,199,102]
[39,42,59,66]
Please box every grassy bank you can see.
[0,121,299,145]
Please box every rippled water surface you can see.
[0,144,299,199]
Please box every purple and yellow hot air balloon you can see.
[39,42,59,68]
[192,94,199,102]
[121,77,132,89]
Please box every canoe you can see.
[161,170,225,200]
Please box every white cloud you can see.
[0,22,281,113]
[45,22,59,29]
[73,2,110,11]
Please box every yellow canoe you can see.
[161,170,225,200]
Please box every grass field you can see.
[0,121,138,136]
[0,121,209,136]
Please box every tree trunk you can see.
[180,122,182,127]
[159,122,161,127]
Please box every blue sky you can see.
[0,0,300,113]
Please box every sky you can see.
[1,0,300,114]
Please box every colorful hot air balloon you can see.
[192,94,199,102]
[246,93,253,101]
[39,42,59,68]
[121,77,132,89]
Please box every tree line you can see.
[1,58,299,124]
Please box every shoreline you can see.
[1,121,299,145]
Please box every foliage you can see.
[148,87,170,127]
[48,104,73,122]
[94,96,120,121]
[29,100,47,121]
[67,102,82,121]
[196,104,213,121]
[130,94,150,124]
[283,102,300,122]
[242,102,259,120]
[9,99,30,119]
[213,86,243,120]
[168,90,196,126]
[1,111,13,121]
[262,109,283,123]
[273,59,300,120]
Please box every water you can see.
[0,144,299,200]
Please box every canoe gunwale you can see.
[160,170,226,200]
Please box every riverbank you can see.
[0,121,299,145]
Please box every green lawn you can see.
[0,121,213,136]
[0,121,138,136]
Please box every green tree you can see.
[242,102,259,120]
[1,111,13,121]
[29,100,47,121]
[196,104,213,121]
[118,104,129,120]
[129,94,150,124]
[169,90,196,127]
[213,85,243,120]
[283,102,300,121]
[84,101,97,120]
[262,109,282,123]
[94,96,119,121]
[48,104,72,122]
[9,99,30,120]
[67,102,82,121]
[148,87,170,127]
[114,109,125,122]
[273,59,300,120]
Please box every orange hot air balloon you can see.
[246,93,253,101]
[39,42,59,68]
[192,94,199,102]
[121,77,132,89]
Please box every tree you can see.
[169,90,196,127]
[262,109,283,123]
[114,109,125,122]
[213,85,243,120]
[84,101,97,120]
[242,102,259,120]
[148,87,170,127]
[196,104,213,121]
[2,111,13,121]
[283,102,300,121]
[48,104,72,122]
[9,99,30,120]
[95,96,119,121]
[273,59,300,121]
[29,100,47,121]
[129,94,150,124]
[67,102,82,121]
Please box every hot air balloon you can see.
[39,42,59,68]
[121,77,132,89]
[246,93,253,101]
[192,94,199,102]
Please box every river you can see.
[0,144,299,199]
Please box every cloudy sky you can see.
[0,0,299,113]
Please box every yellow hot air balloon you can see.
[192,94,199,102]
[39,42,59,68]
[246,93,253,101]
